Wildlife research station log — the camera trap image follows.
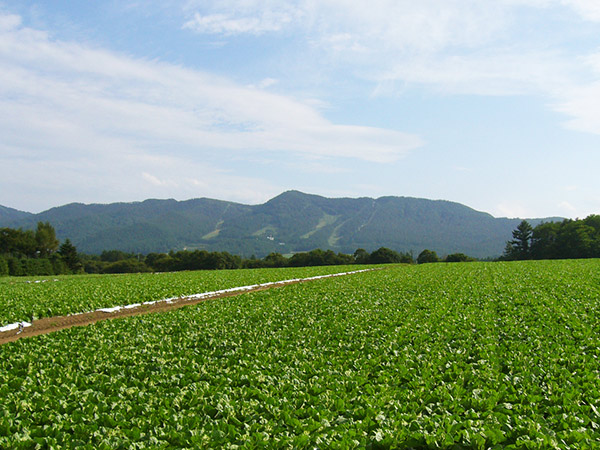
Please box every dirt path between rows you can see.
[0,269,378,345]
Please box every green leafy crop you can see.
[0,265,367,325]
[1,260,599,448]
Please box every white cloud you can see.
[183,10,294,35]
[180,1,600,135]
[257,77,278,89]
[142,172,174,187]
[377,49,574,97]
[562,0,600,21]
[0,13,421,165]
[0,149,280,212]
[0,12,427,211]
[0,12,20,30]
[183,1,506,51]
[552,52,600,134]
[558,200,577,213]
[494,202,531,218]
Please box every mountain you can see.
[0,191,562,258]
[0,205,33,223]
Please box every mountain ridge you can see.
[0,191,563,258]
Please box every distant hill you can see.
[0,191,562,258]
[0,205,32,223]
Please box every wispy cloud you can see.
[0,11,426,210]
[180,0,600,135]
[563,0,600,21]
[182,10,296,35]
[558,200,577,213]
[0,12,422,164]
[554,52,600,135]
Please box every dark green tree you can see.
[102,259,150,274]
[263,252,287,268]
[0,256,8,276]
[0,227,37,257]
[417,249,439,264]
[100,249,136,262]
[58,239,81,273]
[353,248,370,264]
[35,222,59,257]
[553,220,595,259]
[369,247,412,264]
[444,253,474,263]
[530,221,559,259]
[504,220,533,260]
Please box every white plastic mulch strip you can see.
[91,269,372,314]
[0,269,373,331]
[24,279,60,284]
[0,321,32,333]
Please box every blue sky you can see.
[1,1,600,218]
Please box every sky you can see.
[1,1,600,218]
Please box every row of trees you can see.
[81,247,415,274]
[12,215,599,275]
[416,249,476,264]
[0,220,492,277]
[503,215,600,260]
[0,223,81,276]
[1,221,419,276]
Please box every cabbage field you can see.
[1,260,600,448]
[0,265,367,326]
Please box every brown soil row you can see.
[0,280,300,345]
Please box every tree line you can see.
[0,223,81,276]
[0,223,415,276]
[21,216,592,276]
[415,249,476,264]
[502,215,600,260]
[82,247,414,274]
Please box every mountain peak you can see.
[267,190,315,201]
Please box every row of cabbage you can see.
[0,265,369,326]
[1,260,600,448]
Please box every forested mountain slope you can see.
[0,191,561,258]
[0,205,32,223]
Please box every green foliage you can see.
[6,257,23,276]
[0,223,79,276]
[35,221,59,257]
[288,249,354,267]
[0,222,60,259]
[369,247,413,264]
[262,252,287,268]
[444,253,475,262]
[58,239,81,273]
[50,254,69,275]
[1,261,599,447]
[82,248,402,274]
[417,249,439,264]
[100,249,138,262]
[504,220,533,260]
[102,259,151,274]
[0,256,8,276]
[353,248,369,264]
[0,227,37,257]
[505,215,600,260]
[21,258,54,276]
[0,265,366,324]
